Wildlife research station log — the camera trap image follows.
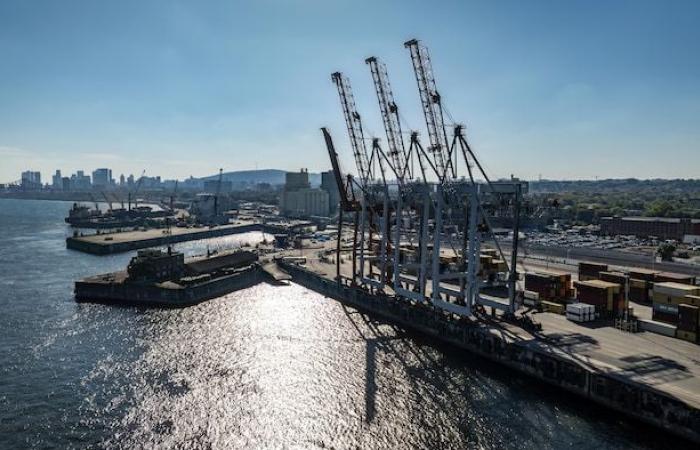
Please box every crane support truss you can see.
[352,178,526,315]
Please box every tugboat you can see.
[74,248,264,306]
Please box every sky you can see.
[0,0,698,183]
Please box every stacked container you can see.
[578,262,608,281]
[628,269,658,304]
[652,282,700,325]
[654,272,697,285]
[574,279,623,318]
[566,303,595,323]
[525,271,572,303]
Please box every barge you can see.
[66,203,172,229]
[74,248,264,306]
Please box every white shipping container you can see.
[566,312,584,323]
[524,290,540,301]
[638,319,676,337]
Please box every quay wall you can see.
[279,261,700,444]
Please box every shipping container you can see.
[678,304,699,332]
[629,278,651,303]
[574,279,623,317]
[628,268,659,282]
[683,295,700,307]
[652,308,678,325]
[541,300,565,315]
[566,303,595,322]
[654,272,697,285]
[676,330,698,343]
[578,262,608,281]
[639,319,676,337]
[525,272,571,303]
[653,282,700,298]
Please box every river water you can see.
[0,198,692,449]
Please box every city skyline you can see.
[1,1,699,182]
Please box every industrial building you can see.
[600,216,700,240]
[280,169,329,217]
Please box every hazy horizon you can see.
[1,0,699,182]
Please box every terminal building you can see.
[280,169,329,218]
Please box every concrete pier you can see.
[277,260,700,444]
[66,223,264,255]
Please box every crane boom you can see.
[129,169,146,209]
[331,72,372,187]
[365,56,409,182]
[404,39,452,181]
[321,127,358,212]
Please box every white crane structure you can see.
[325,39,526,317]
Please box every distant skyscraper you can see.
[21,170,41,190]
[52,170,62,190]
[119,174,125,186]
[92,168,112,188]
[70,170,91,190]
[127,174,135,187]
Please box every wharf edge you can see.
[277,260,700,444]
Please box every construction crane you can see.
[331,72,374,187]
[100,191,113,212]
[404,39,454,181]
[213,168,223,218]
[88,193,100,212]
[169,180,178,212]
[129,170,146,210]
[365,56,411,183]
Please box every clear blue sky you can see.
[1,0,698,182]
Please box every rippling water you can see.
[0,198,692,449]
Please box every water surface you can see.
[0,198,692,449]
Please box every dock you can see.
[275,258,700,444]
[66,223,263,255]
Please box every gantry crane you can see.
[331,71,393,287]
[322,127,361,283]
